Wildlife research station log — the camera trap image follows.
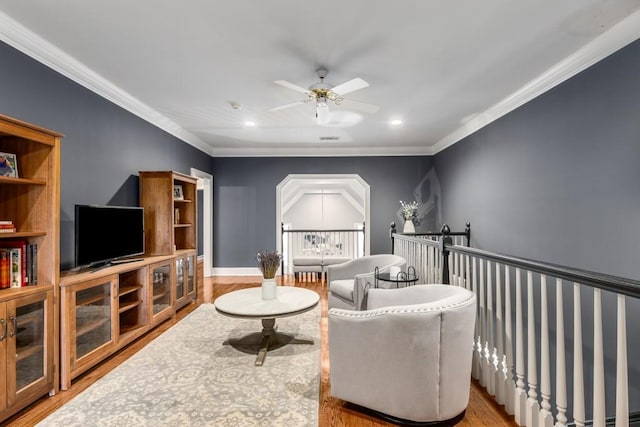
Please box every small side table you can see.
[375,266,418,288]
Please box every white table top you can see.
[214,286,319,319]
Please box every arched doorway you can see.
[276,174,370,272]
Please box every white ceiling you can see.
[1,1,639,157]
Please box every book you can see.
[0,228,16,233]
[0,220,13,225]
[0,249,9,289]
[0,224,14,229]
[0,240,28,286]
[10,248,21,288]
[31,244,38,285]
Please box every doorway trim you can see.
[191,168,213,277]
[275,174,370,257]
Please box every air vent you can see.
[319,136,340,141]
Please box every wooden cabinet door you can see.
[185,253,196,301]
[149,261,173,324]
[0,303,7,412]
[5,290,53,409]
[175,256,187,308]
[68,276,117,379]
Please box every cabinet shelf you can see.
[0,176,47,185]
[174,199,192,203]
[118,284,142,297]
[0,231,46,239]
[119,299,142,313]
[153,287,170,301]
[76,293,109,307]
[119,323,145,336]
[174,223,192,228]
[76,318,109,337]
[16,343,44,362]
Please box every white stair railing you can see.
[390,229,636,427]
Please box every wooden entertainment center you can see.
[58,250,196,390]
[0,112,200,421]
[59,170,198,390]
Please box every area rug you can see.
[38,303,321,426]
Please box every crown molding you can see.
[208,145,435,157]
[431,9,640,155]
[0,10,214,156]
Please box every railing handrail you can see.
[391,225,640,299]
[448,244,640,299]
[283,227,364,233]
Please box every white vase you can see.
[403,219,415,233]
[261,278,277,300]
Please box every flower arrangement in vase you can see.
[399,200,418,233]
[257,250,282,300]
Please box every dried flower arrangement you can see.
[256,250,282,279]
[399,200,419,221]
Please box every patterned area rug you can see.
[38,303,321,426]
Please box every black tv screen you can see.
[75,205,145,267]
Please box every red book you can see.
[0,240,28,286]
[0,250,9,289]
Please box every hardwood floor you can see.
[5,276,516,426]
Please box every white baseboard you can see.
[212,267,262,276]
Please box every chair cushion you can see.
[330,279,355,302]
[293,256,322,266]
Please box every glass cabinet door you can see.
[75,281,113,361]
[6,290,53,405]
[13,300,45,390]
[186,254,195,297]
[175,257,185,303]
[151,263,172,317]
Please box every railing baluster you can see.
[515,268,527,426]
[555,279,568,427]
[495,262,505,404]
[472,256,481,380]
[480,260,496,395]
[616,294,628,427]
[486,260,495,394]
[540,275,553,427]
[526,270,539,427]
[573,283,585,427]
[593,288,605,427]
[479,258,488,387]
[504,265,515,415]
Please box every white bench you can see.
[293,255,351,282]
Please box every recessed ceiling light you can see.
[391,119,403,126]
[245,121,256,127]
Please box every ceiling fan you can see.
[269,69,380,124]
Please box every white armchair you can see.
[326,254,406,310]
[328,284,477,424]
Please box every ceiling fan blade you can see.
[331,78,369,96]
[274,80,310,94]
[268,100,306,112]
[340,98,380,114]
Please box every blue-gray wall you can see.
[210,156,435,267]
[0,41,212,269]
[434,38,640,414]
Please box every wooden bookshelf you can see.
[0,114,60,423]
[139,171,198,256]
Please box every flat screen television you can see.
[75,205,145,268]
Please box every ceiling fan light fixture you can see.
[316,101,330,125]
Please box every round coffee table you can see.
[214,286,319,366]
